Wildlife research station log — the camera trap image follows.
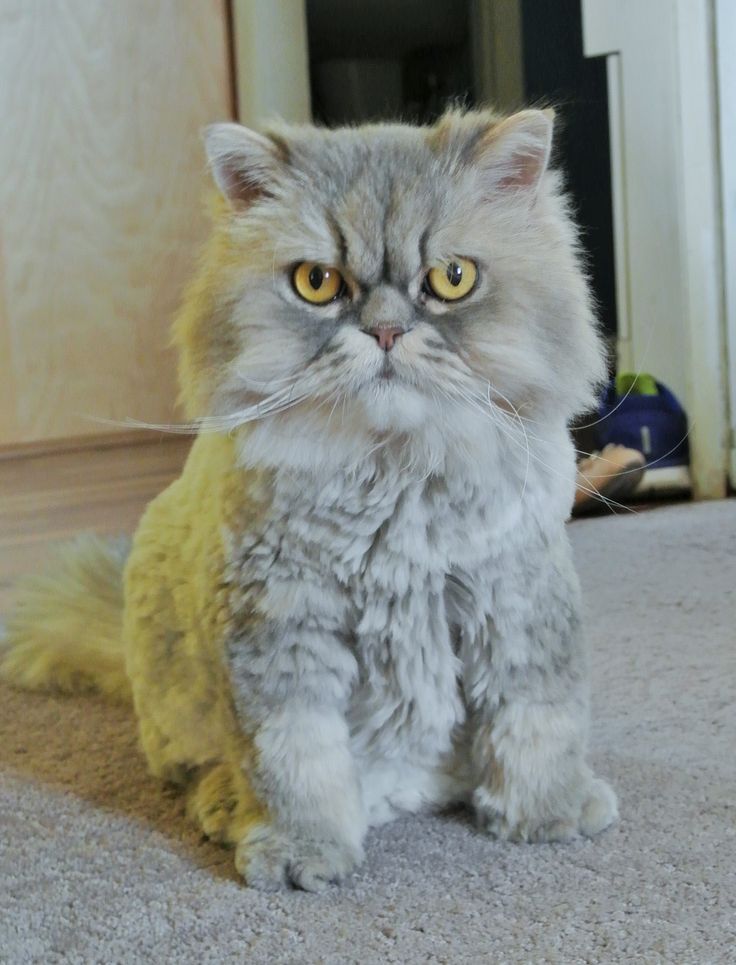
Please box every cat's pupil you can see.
[309,266,324,290]
[447,262,463,287]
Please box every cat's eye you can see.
[424,258,478,302]
[292,262,346,304]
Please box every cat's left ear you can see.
[472,109,554,198]
[203,122,285,208]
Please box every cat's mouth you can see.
[377,356,394,381]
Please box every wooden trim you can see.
[0,429,191,463]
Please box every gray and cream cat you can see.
[2,107,617,891]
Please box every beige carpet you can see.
[1,500,734,964]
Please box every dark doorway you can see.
[521,0,617,341]
[304,0,617,343]
[306,0,476,125]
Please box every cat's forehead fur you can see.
[254,113,506,284]
[269,113,483,194]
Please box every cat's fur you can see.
[1,107,617,891]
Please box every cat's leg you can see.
[233,701,366,891]
[226,622,367,892]
[186,757,265,846]
[456,531,617,842]
[138,716,193,787]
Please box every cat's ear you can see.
[203,123,285,208]
[471,109,554,198]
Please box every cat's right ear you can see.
[203,123,284,208]
[471,109,554,197]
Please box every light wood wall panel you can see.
[0,0,232,448]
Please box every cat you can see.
[1,107,617,891]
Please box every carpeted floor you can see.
[1,500,734,964]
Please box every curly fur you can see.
[1,108,617,890]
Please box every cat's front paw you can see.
[235,824,363,892]
[473,776,618,843]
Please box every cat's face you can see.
[176,110,604,443]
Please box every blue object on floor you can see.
[596,373,691,492]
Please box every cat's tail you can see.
[0,534,131,702]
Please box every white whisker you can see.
[447,381,639,516]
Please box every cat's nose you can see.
[361,326,405,352]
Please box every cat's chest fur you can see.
[262,452,504,586]
[232,451,512,766]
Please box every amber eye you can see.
[424,257,478,301]
[292,262,345,304]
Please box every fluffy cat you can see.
[1,107,617,891]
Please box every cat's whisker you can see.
[234,370,300,391]
[570,428,693,478]
[216,381,317,429]
[485,404,637,514]
[270,240,290,290]
[454,385,639,515]
[572,302,660,431]
[429,384,488,473]
[474,384,693,487]
[307,382,348,433]
[85,377,316,436]
[343,435,392,479]
[83,414,204,435]
[484,382,532,503]
[445,382,533,506]
[459,381,629,502]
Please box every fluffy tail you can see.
[0,534,131,702]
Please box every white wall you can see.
[715,0,736,487]
[582,0,730,498]
[231,0,311,126]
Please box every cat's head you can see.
[174,108,605,449]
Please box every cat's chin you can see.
[357,380,431,433]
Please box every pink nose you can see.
[363,326,404,351]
